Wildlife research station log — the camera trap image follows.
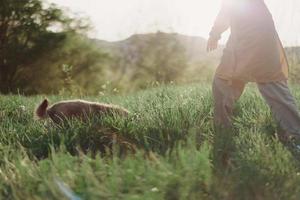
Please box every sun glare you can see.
[49,0,299,45]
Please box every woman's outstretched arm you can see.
[207,0,231,52]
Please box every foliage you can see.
[97,32,218,94]
[20,33,110,95]
[287,47,300,84]
[132,32,189,85]
[0,0,101,94]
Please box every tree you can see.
[20,33,111,95]
[0,0,85,94]
[133,32,189,87]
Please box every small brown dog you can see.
[35,99,129,124]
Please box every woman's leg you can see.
[212,76,246,129]
[257,81,300,135]
[212,76,245,169]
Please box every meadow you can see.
[1,84,300,200]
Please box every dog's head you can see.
[35,99,49,119]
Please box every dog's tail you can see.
[35,99,49,119]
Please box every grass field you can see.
[1,84,300,200]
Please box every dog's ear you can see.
[35,99,49,119]
[42,99,49,106]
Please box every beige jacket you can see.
[210,0,289,83]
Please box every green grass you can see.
[1,84,300,200]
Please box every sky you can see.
[48,0,300,46]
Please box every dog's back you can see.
[35,99,129,124]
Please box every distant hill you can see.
[90,32,300,87]
[92,32,300,66]
[92,32,223,67]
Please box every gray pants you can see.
[213,76,300,135]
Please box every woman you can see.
[207,0,300,139]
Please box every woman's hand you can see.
[207,37,219,52]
